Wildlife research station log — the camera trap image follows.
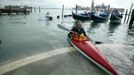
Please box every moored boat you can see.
[72,11,107,22]
[91,13,107,22]
[99,12,109,17]
[72,12,91,21]
[110,10,122,24]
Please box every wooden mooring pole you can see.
[34,7,36,13]
[62,5,64,19]
[75,4,78,14]
[126,3,133,24]
[0,9,1,15]
[8,5,12,15]
[39,7,41,13]
[124,9,128,23]
[128,9,134,29]
[31,7,33,13]
[107,5,110,21]
[24,6,27,14]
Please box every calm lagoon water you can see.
[0,9,134,75]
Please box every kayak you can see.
[38,16,53,21]
[68,36,118,75]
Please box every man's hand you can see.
[73,32,78,35]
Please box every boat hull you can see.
[91,14,107,22]
[110,19,121,24]
[72,12,91,21]
[110,11,122,24]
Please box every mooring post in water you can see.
[24,6,27,14]
[107,5,110,21]
[9,5,12,15]
[34,7,36,13]
[0,9,1,15]
[39,7,41,13]
[128,9,134,29]
[121,10,123,16]
[124,9,128,23]
[75,4,78,14]
[30,6,32,13]
[126,3,133,24]
[62,5,64,19]
[0,40,1,44]
[0,40,2,49]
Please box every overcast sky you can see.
[0,0,133,9]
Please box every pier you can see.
[0,5,31,15]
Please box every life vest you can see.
[72,33,87,41]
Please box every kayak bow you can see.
[68,37,118,75]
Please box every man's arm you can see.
[83,28,90,40]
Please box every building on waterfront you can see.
[110,7,124,13]
[95,3,107,12]
[72,5,90,10]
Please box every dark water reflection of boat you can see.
[87,21,101,34]
[90,21,101,28]
[108,23,120,33]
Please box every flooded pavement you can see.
[0,9,134,75]
[2,44,134,75]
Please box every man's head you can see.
[75,20,83,28]
[46,12,49,15]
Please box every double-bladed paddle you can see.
[57,24,103,44]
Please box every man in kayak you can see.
[45,12,53,20]
[45,12,50,18]
[68,20,90,41]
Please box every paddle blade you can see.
[57,24,70,31]
[95,41,104,44]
